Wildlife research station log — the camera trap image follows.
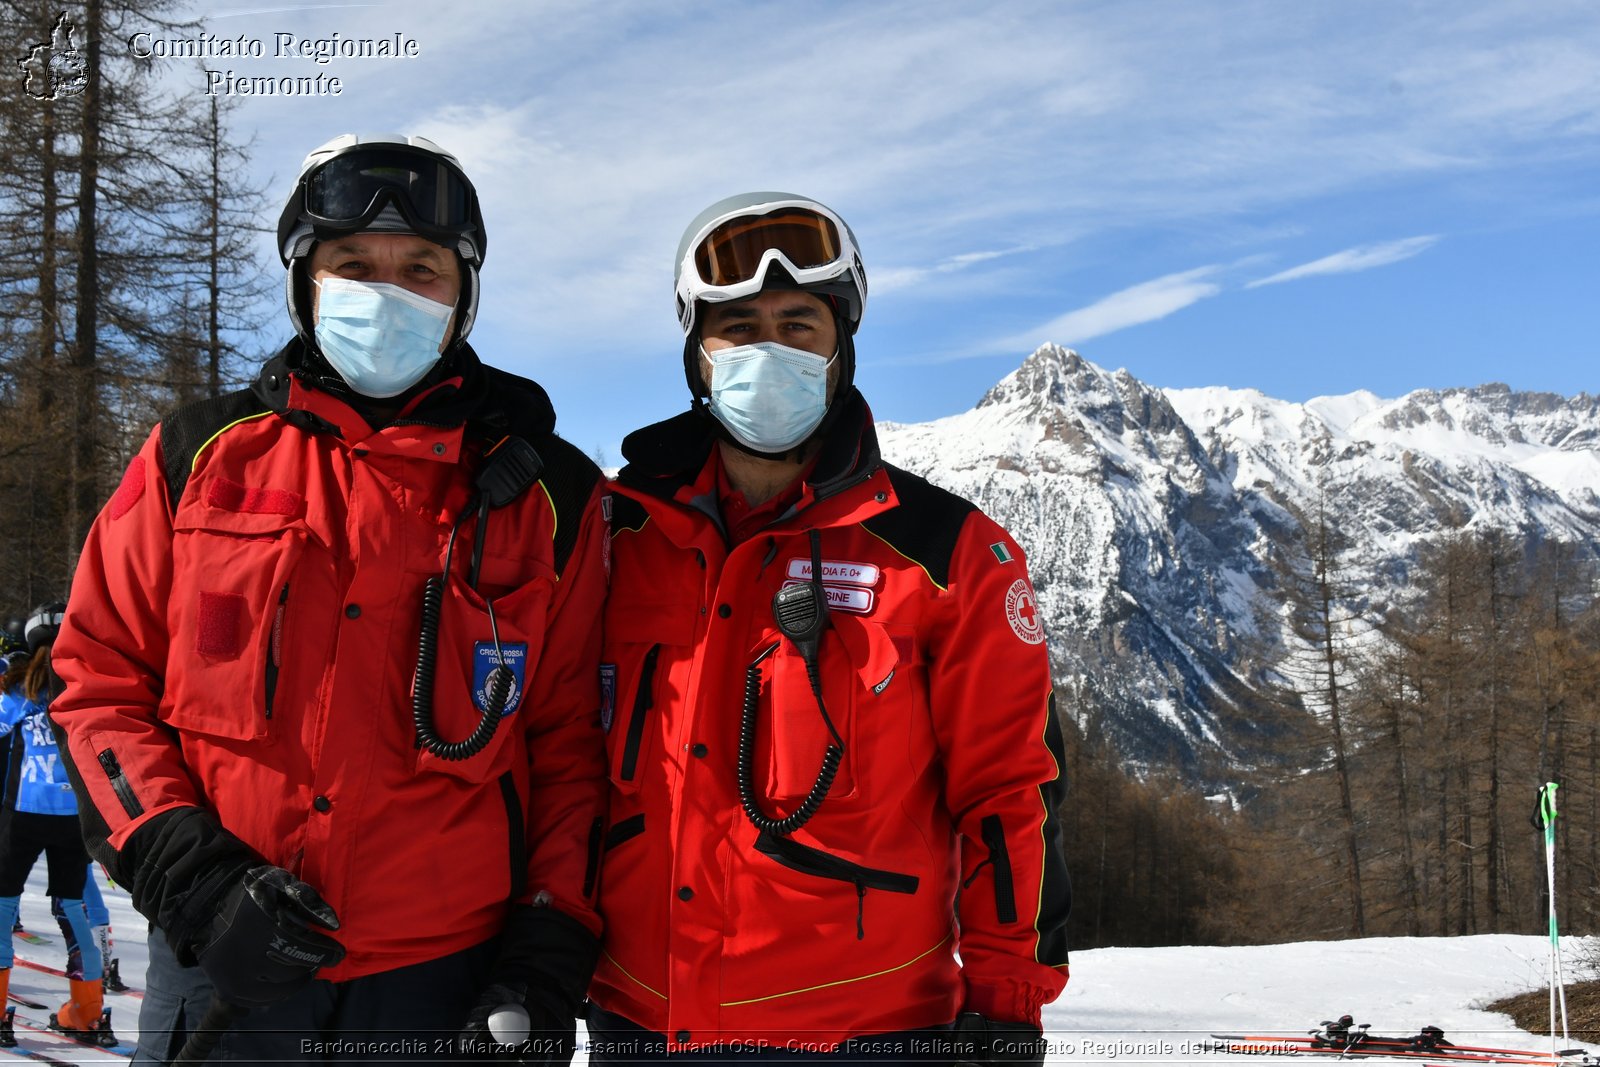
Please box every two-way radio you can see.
[737,530,846,836]
[412,436,543,761]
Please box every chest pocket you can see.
[165,478,311,741]
[601,604,697,795]
[413,554,556,783]
[764,614,902,806]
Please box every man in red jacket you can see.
[50,134,607,1063]
[589,193,1071,1063]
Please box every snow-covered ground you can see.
[13,864,1594,1064]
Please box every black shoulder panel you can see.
[531,433,602,577]
[463,363,595,575]
[159,388,273,509]
[610,494,648,535]
[859,464,977,591]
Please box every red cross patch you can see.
[1005,578,1046,645]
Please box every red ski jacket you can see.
[51,344,608,980]
[590,395,1070,1049]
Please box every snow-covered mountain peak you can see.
[976,343,1096,410]
[879,348,1600,775]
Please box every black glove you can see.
[194,865,345,1007]
[950,1012,1047,1067]
[457,905,601,1066]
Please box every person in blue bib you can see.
[0,605,106,1047]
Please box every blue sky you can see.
[125,0,1600,459]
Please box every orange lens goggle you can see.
[692,209,844,287]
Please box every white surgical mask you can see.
[314,278,454,398]
[703,342,834,453]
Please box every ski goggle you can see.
[677,200,864,334]
[691,207,846,289]
[295,145,479,258]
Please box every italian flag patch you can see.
[990,542,1014,564]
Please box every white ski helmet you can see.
[674,192,866,339]
[673,192,867,402]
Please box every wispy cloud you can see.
[995,267,1225,352]
[158,0,1600,452]
[872,247,1034,294]
[1246,236,1442,288]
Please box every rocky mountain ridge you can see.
[874,345,1600,774]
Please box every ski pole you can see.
[1535,782,1568,1055]
[169,995,244,1067]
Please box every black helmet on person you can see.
[23,602,66,654]
[673,192,867,404]
[277,133,487,351]
[0,618,22,657]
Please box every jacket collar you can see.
[252,338,556,446]
[618,388,881,505]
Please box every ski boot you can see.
[48,981,117,1048]
[0,1006,15,1049]
[104,957,129,993]
[49,1006,118,1049]
[1413,1026,1451,1051]
[1316,1015,1365,1050]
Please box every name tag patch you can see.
[473,641,528,715]
[786,558,881,588]
[599,663,617,732]
[782,579,875,615]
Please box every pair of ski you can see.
[3,992,127,1053]
[1211,1020,1592,1066]
[0,1005,129,1067]
[1,969,135,1065]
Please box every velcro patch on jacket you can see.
[108,457,146,520]
[196,591,245,658]
[206,477,303,516]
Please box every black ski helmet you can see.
[277,133,487,351]
[23,602,65,654]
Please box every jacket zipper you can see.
[498,772,528,901]
[96,750,143,819]
[979,814,1018,924]
[754,830,919,940]
[264,582,288,719]
[619,644,660,782]
[604,813,646,851]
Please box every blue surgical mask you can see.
[703,342,834,453]
[314,278,454,398]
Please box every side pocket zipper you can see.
[97,750,144,819]
[264,583,288,719]
[619,644,660,782]
[980,814,1018,924]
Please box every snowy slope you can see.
[15,866,1594,1064]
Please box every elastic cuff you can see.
[962,980,1047,1028]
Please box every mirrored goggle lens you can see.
[303,148,471,229]
[693,209,843,287]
